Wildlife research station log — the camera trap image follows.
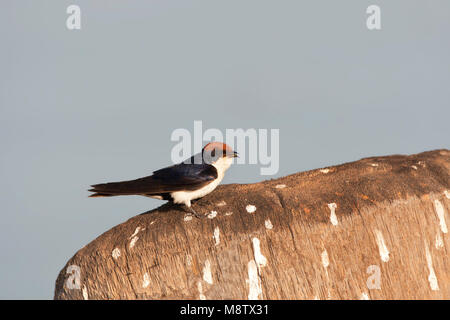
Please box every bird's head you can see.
[202,142,238,172]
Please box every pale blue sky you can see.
[1,1,449,298]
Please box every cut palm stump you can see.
[54,149,450,300]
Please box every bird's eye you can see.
[211,149,216,157]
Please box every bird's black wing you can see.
[88,163,218,197]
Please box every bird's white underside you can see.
[170,157,233,207]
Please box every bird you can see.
[88,142,238,218]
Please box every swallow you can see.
[89,142,238,218]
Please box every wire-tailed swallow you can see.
[89,142,238,217]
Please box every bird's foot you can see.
[184,204,206,219]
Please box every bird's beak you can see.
[233,151,239,158]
